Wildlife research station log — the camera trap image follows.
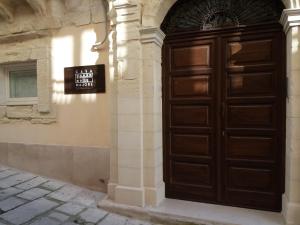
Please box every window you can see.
[1,62,38,105]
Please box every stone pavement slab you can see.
[56,202,86,215]
[17,188,50,200]
[29,217,61,225]
[48,212,70,222]
[0,173,35,188]
[0,170,18,180]
[0,197,26,211]
[0,167,8,172]
[79,208,108,223]
[0,198,59,224]
[0,187,23,200]
[127,219,152,225]
[0,165,159,225]
[71,190,105,207]
[47,185,82,202]
[63,222,77,225]
[41,180,65,191]
[16,177,48,190]
[97,213,128,225]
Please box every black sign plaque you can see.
[64,65,105,94]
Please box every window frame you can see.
[3,61,38,106]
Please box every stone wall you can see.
[0,0,111,191]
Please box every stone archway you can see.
[107,0,300,224]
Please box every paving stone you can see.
[71,190,105,207]
[0,187,23,200]
[0,197,26,211]
[41,180,66,191]
[48,185,82,202]
[56,202,86,215]
[79,208,108,223]
[0,173,35,188]
[63,222,78,225]
[17,188,50,200]
[98,213,127,225]
[16,177,48,190]
[30,217,61,225]
[48,212,70,222]
[0,166,8,172]
[0,170,18,180]
[126,219,152,225]
[0,198,59,225]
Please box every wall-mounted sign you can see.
[64,65,105,94]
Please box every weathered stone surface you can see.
[16,176,48,190]
[0,0,14,23]
[6,106,33,119]
[56,202,86,215]
[79,208,108,223]
[29,217,60,225]
[0,173,35,188]
[0,187,23,200]
[0,170,18,179]
[48,212,70,222]
[0,198,59,225]
[98,213,128,225]
[0,197,26,211]
[0,0,106,36]
[17,188,50,200]
[41,180,65,191]
[126,219,152,225]
[47,185,82,202]
[0,107,5,119]
[26,0,47,16]
[0,165,160,225]
[71,190,105,207]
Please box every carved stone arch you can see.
[161,0,285,33]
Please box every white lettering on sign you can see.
[74,69,95,89]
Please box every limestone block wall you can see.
[0,0,111,192]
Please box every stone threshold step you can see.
[98,198,285,225]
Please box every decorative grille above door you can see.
[161,0,285,33]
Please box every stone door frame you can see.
[107,1,300,224]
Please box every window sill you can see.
[3,98,38,106]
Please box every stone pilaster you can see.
[108,0,146,207]
[107,0,167,206]
[280,9,300,225]
[140,27,165,206]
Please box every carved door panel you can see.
[221,30,286,210]
[163,38,219,202]
[163,25,286,211]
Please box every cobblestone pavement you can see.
[0,165,155,225]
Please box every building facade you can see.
[0,0,299,224]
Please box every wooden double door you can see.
[163,24,286,211]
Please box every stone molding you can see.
[280,8,300,33]
[140,27,166,47]
[0,39,55,124]
[0,0,14,23]
[26,0,47,16]
[0,30,51,44]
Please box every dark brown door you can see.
[163,24,286,211]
